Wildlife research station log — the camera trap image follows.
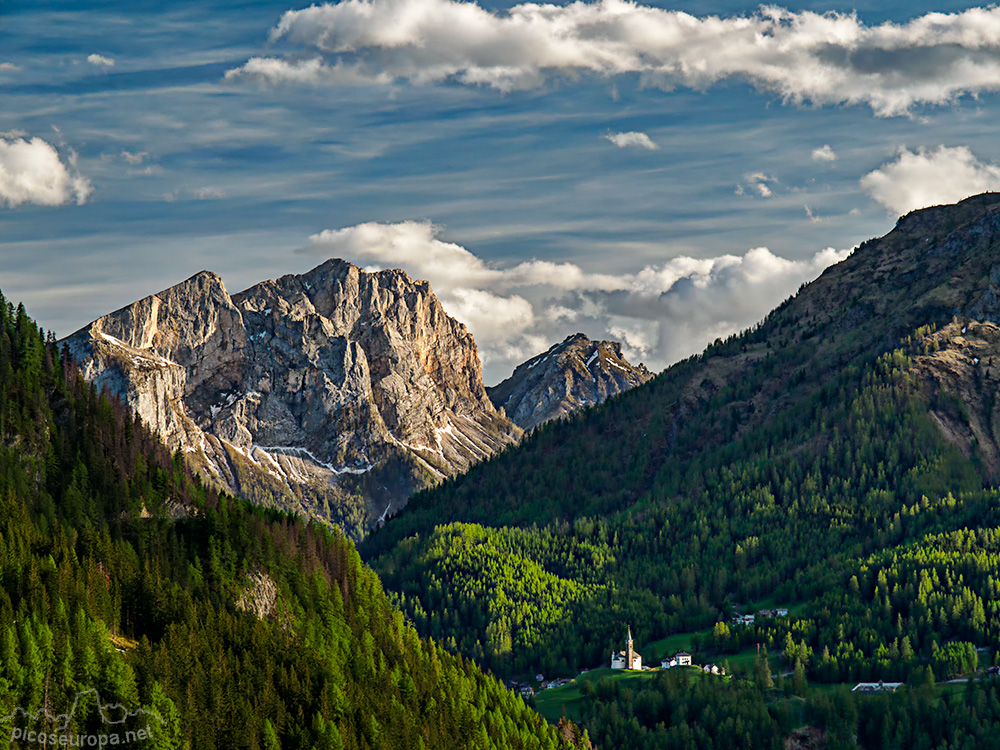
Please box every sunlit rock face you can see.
[63,259,520,537]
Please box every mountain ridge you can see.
[488,333,653,431]
[63,258,521,538]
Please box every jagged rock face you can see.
[63,259,520,537]
[488,333,653,431]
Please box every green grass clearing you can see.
[641,628,712,660]
[533,666,727,724]
[533,681,587,724]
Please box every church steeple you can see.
[612,624,642,670]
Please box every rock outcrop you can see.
[488,333,653,431]
[63,259,520,537]
[235,570,278,620]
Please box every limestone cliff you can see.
[488,333,653,431]
[63,259,520,537]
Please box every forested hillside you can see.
[571,665,1000,749]
[0,294,578,749]
[366,194,1000,744]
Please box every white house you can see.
[611,626,642,670]
[661,651,693,669]
[758,608,789,618]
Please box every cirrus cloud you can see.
[305,220,850,380]
[230,1,1000,116]
[0,137,92,208]
[860,145,1000,215]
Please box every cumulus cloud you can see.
[605,131,658,150]
[227,57,392,86]
[0,137,92,208]
[860,145,1000,215]
[229,1,1000,116]
[87,54,115,68]
[305,220,850,379]
[812,145,837,162]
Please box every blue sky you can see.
[3,0,1000,382]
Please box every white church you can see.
[610,626,642,670]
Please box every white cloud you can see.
[445,288,541,361]
[305,220,850,379]
[860,145,1000,215]
[87,54,115,68]
[121,150,148,165]
[0,63,20,72]
[605,131,658,150]
[226,57,392,86]
[0,137,92,208]
[812,145,837,162]
[230,2,1000,116]
[739,173,775,198]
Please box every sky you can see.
[4,0,1000,383]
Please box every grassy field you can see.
[640,628,712,661]
[725,644,769,674]
[533,666,723,723]
[639,629,777,679]
[533,679,588,723]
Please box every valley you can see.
[7,194,1000,748]
[363,194,1000,746]
[10,0,1000,746]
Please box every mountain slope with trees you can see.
[0,293,579,750]
[366,194,1000,743]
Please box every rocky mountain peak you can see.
[488,333,654,431]
[63,258,520,538]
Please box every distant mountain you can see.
[488,333,653,431]
[62,259,519,538]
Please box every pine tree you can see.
[755,647,773,691]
